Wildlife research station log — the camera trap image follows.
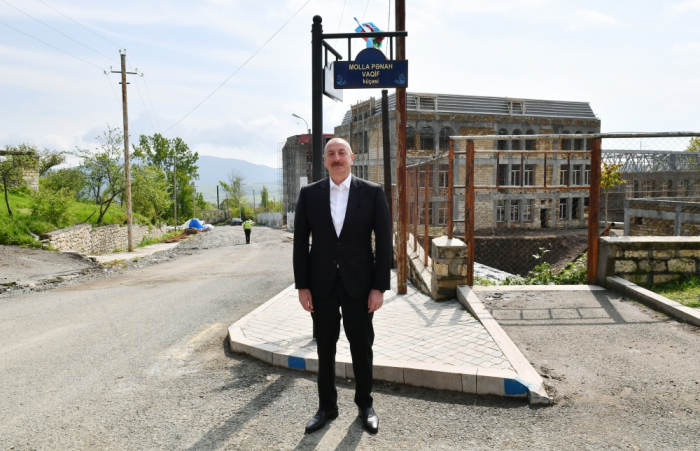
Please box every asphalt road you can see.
[1,226,699,450]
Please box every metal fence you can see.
[393,132,700,286]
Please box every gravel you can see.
[1,226,699,450]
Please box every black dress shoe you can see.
[304,406,338,433]
[358,406,379,434]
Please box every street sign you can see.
[333,48,408,89]
[323,63,343,102]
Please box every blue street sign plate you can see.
[334,48,408,89]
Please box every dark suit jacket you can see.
[293,176,392,301]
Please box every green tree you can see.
[131,164,171,225]
[0,144,38,216]
[40,167,86,196]
[75,125,125,225]
[686,137,700,152]
[133,134,199,224]
[31,188,74,227]
[219,170,247,218]
[38,149,67,176]
[260,186,270,212]
[601,162,626,225]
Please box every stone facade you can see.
[41,223,167,255]
[625,198,700,237]
[597,237,700,286]
[430,236,469,300]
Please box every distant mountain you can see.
[196,155,277,186]
[194,155,280,205]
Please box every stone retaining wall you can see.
[625,197,700,236]
[42,223,167,255]
[597,237,700,286]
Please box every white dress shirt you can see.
[330,174,352,238]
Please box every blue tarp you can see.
[187,218,204,229]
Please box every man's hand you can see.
[298,288,314,313]
[368,289,383,313]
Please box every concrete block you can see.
[477,368,526,397]
[403,362,464,392]
[615,260,637,273]
[247,344,274,364]
[272,350,294,368]
[668,258,695,273]
[653,250,675,258]
[462,368,478,393]
[434,263,449,276]
[624,250,648,258]
[373,358,405,383]
[653,274,680,284]
[679,249,700,258]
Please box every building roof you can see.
[340,92,597,125]
[295,133,334,145]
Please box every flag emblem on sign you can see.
[354,18,384,49]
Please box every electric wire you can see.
[164,0,311,134]
[104,73,121,105]
[141,75,162,133]
[1,0,118,63]
[0,20,106,70]
[127,56,160,134]
[34,0,121,48]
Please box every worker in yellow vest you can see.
[243,218,254,244]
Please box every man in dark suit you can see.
[294,137,391,434]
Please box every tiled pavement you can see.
[229,271,550,403]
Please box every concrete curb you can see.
[607,276,700,327]
[228,283,533,401]
[456,286,551,405]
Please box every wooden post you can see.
[395,0,408,294]
[424,163,430,266]
[587,138,602,285]
[465,139,475,286]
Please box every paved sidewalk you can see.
[229,271,550,403]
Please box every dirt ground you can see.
[0,245,98,287]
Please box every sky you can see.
[1,0,699,168]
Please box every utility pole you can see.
[253,188,257,221]
[395,0,408,294]
[216,185,220,210]
[109,51,138,252]
[311,16,323,182]
[173,154,177,230]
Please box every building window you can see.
[439,127,454,151]
[643,180,654,197]
[633,180,640,198]
[419,126,434,150]
[574,132,584,151]
[524,165,535,186]
[572,198,580,220]
[511,129,522,151]
[559,198,568,220]
[438,206,448,225]
[510,165,521,186]
[418,96,436,111]
[363,131,369,155]
[584,165,591,185]
[523,199,533,221]
[497,164,508,186]
[561,131,571,151]
[510,200,520,222]
[572,165,582,186]
[586,132,594,151]
[497,201,506,222]
[508,100,525,115]
[438,164,449,188]
[682,180,691,197]
[418,203,433,225]
[497,129,508,151]
[559,164,569,186]
[525,130,536,151]
[406,126,416,151]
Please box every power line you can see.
[34,0,121,48]
[164,0,311,134]
[0,20,105,70]
[126,56,159,134]
[141,74,162,133]
[1,0,117,63]
[104,72,120,104]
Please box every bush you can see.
[40,168,86,196]
[31,188,74,227]
[501,248,587,285]
[0,215,38,246]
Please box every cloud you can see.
[672,42,700,54]
[672,0,700,12]
[568,9,618,30]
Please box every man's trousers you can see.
[312,273,374,410]
[244,229,251,244]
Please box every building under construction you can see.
[280,133,333,214]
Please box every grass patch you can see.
[648,275,700,308]
[0,191,152,246]
[137,231,181,248]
